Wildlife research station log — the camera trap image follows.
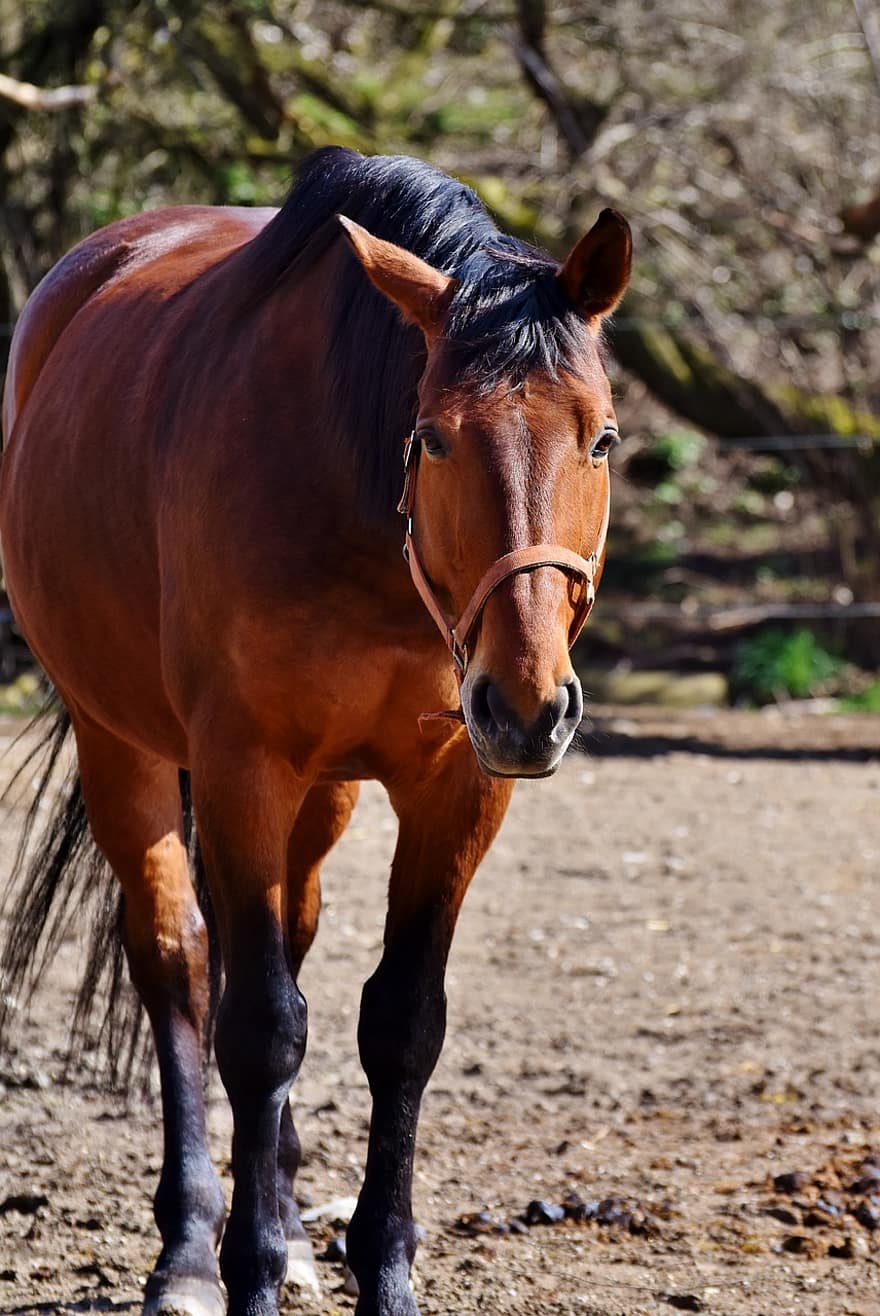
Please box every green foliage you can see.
[732,488,767,517]
[220,161,261,204]
[654,479,683,505]
[748,457,801,496]
[289,92,362,148]
[651,429,706,473]
[412,88,521,142]
[839,681,880,713]
[733,628,844,703]
[625,428,707,510]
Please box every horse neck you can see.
[239,239,410,577]
[253,235,417,549]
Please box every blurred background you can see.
[1,0,878,713]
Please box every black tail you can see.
[0,694,221,1093]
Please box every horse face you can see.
[413,360,615,777]
[340,210,630,778]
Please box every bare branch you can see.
[511,35,591,157]
[852,0,880,93]
[510,0,606,157]
[0,72,97,113]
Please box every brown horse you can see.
[0,147,630,1316]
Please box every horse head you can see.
[340,208,631,778]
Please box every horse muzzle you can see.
[462,672,584,778]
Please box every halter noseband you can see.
[396,430,609,677]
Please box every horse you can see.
[0,146,630,1316]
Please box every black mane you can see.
[246,146,588,519]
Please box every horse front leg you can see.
[191,741,307,1316]
[279,780,360,1293]
[347,749,513,1315]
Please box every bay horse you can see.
[0,147,630,1316]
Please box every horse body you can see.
[3,204,453,774]
[0,148,630,1316]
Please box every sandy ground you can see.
[0,707,878,1316]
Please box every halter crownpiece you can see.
[397,430,608,678]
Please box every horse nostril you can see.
[469,677,514,736]
[562,677,583,726]
[469,676,493,732]
[469,676,583,745]
[486,682,512,734]
[534,680,582,737]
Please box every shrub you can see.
[651,429,706,472]
[839,681,880,713]
[732,628,843,703]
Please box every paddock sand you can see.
[0,708,878,1316]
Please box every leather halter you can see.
[396,430,609,677]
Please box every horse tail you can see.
[0,693,221,1093]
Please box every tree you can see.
[1,0,878,600]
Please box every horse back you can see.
[2,205,276,447]
[0,204,284,756]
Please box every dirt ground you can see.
[0,706,878,1316]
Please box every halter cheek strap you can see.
[397,430,609,677]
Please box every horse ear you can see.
[558,209,632,320]
[338,215,454,339]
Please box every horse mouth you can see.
[464,723,574,780]
[477,758,564,780]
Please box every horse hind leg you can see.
[72,713,225,1316]
[278,781,360,1294]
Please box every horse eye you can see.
[591,426,619,459]
[418,429,447,458]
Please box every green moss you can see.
[466,175,541,237]
[637,326,695,388]
[288,93,362,148]
[769,387,880,442]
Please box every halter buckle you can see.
[402,429,418,471]
[397,432,420,516]
[451,636,468,674]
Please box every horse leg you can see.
[278,781,360,1292]
[72,715,225,1316]
[347,754,513,1316]
[191,742,306,1316]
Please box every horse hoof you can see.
[143,1275,226,1316]
[286,1237,321,1294]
